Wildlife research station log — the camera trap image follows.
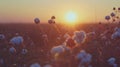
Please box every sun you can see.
[65,11,77,23]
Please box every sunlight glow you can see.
[65,11,77,23]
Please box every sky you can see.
[0,0,120,23]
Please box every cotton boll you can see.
[82,53,92,64]
[43,64,52,67]
[9,47,16,54]
[21,48,28,55]
[10,36,24,45]
[50,44,71,61]
[51,45,65,55]
[30,63,41,67]
[72,31,86,44]
[114,27,120,32]
[61,44,70,51]
[108,57,118,67]
[48,19,55,24]
[51,16,55,19]
[105,16,111,21]
[111,27,120,39]
[108,57,116,65]
[76,50,87,59]
[0,34,5,40]
[34,18,40,24]
[76,50,92,67]
[110,12,116,17]
[111,32,120,39]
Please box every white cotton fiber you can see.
[72,31,86,44]
[111,32,120,39]
[51,45,65,55]
[76,50,92,67]
[107,57,118,67]
[76,50,86,59]
[10,36,24,45]
[108,57,116,65]
[111,27,120,39]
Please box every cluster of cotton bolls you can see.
[50,30,89,65]
[76,50,92,67]
[0,34,5,40]
[51,30,90,57]
[111,27,120,39]
[107,57,117,67]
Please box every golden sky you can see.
[0,0,120,23]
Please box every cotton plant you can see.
[76,50,92,67]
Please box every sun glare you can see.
[65,11,77,24]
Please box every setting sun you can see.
[65,11,77,23]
